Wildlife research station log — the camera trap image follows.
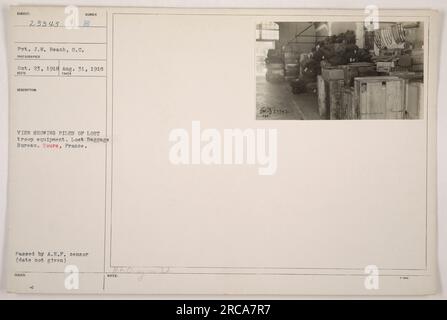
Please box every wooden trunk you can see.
[354,77,405,119]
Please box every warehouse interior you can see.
[255,21,424,120]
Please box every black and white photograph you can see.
[256,21,425,120]
[1,4,445,301]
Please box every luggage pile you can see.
[311,30,372,66]
[290,30,372,95]
[265,49,285,82]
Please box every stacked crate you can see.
[341,63,377,86]
[318,67,345,120]
[318,66,356,120]
[318,65,422,120]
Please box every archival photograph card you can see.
[6,6,439,295]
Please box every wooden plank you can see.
[406,81,424,119]
[367,82,386,119]
[357,81,370,119]
[317,75,329,119]
[329,80,345,120]
[385,79,405,119]
[344,66,358,87]
[354,80,362,118]
[342,88,357,119]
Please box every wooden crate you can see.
[342,63,376,87]
[376,62,395,73]
[320,63,378,88]
[354,77,405,119]
[405,81,424,119]
[321,67,345,81]
[411,64,424,72]
[318,76,358,120]
[389,71,421,80]
[411,49,424,65]
[329,80,361,120]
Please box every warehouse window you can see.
[256,22,279,41]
